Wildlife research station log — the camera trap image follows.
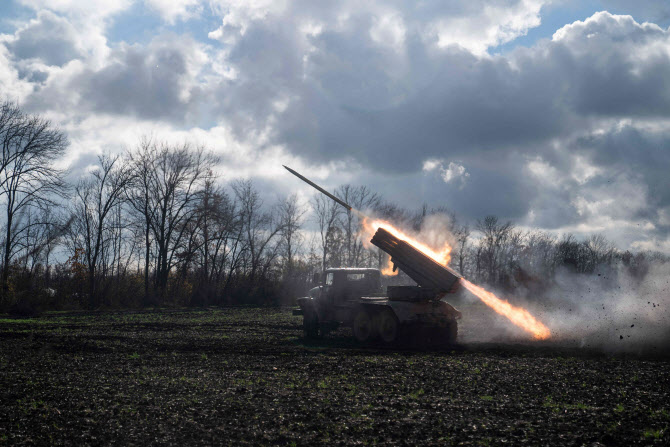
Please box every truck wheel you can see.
[303,307,320,339]
[353,308,373,342]
[377,308,399,344]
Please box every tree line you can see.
[0,101,666,313]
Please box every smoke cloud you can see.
[459,262,670,355]
[542,263,670,354]
[370,210,670,355]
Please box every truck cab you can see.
[299,268,383,333]
[320,268,383,302]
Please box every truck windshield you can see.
[325,273,334,285]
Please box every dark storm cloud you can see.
[17,67,48,84]
[551,14,670,117]
[575,125,670,212]
[213,11,670,175]
[73,35,200,121]
[358,154,541,222]
[444,159,538,220]
[200,8,670,234]
[219,22,305,135]
[6,11,82,67]
[259,34,573,174]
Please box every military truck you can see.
[294,228,462,344]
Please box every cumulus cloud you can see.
[5,10,83,66]
[423,160,470,189]
[13,32,212,124]
[428,0,545,54]
[0,43,34,100]
[72,34,209,121]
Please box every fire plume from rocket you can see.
[360,217,452,266]
[460,279,551,340]
[360,217,551,340]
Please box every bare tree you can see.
[150,143,216,298]
[585,233,615,271]
[14,207,66,278]
[523,231,556,276]
[232,180,282,285]
[0,101,67,297]
[455,224,470,276]
[0,101,24,180]
[277,193,306,275]
[325,224,345,268]
[311,193,342,271]
[127,140,216,300]
[107,200,138,303]
[476,215,513,284]
[17,209,42,275]
[192,179,237,303]
[34,207,63,287]
[126,138,157,305]
[555,233,584,272]
[220,204,247,301]
[173,177,238,305]
[70,154,132,308]
[335,184,380,266]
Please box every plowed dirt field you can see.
[1,307,668,445]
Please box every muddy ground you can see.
[0,306,668,445]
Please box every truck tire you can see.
[353,308,373,343]
[303,307,320,339]
[377,308,399,344]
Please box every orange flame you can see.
[460,279,551,340]
[358,214,551,340]
[381,256,398,276]
[359,217,452,267]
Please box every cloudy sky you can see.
[1,0,670,252]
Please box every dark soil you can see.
[0,307,668,445]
